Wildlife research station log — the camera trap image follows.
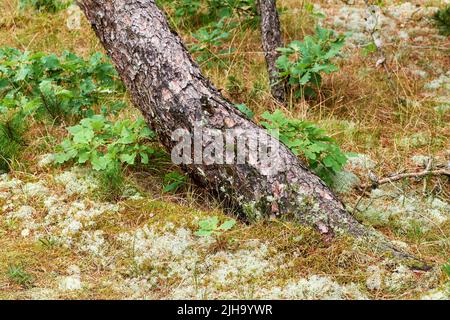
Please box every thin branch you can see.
[360,159,449,189]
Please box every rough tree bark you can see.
[78,0,424,265]
[258,0,285,103]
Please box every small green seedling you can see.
[7,264,34,288]
[38,236,58,249]
[195,216,236,237]
[163,171,188,193]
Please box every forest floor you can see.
[0,0,448,299]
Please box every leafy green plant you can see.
[159,0,257,25]
[54,115,156,172]
[195,216,236,237]
[433,5,450,36]
[276,26,345,98]
[173,0,202,18]
[6,264,34,288]
[261,109,348,185]
[190,18,236,67]
[304,2,326,19]
[361,42,378,57]
[208,0,257,20]
[19,0,71,13]
[0,47,124,122]
[163,171,188,193]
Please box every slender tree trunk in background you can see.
[258,0,285,103]
[78,0,423,265]
[256,0,261,15]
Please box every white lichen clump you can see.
[59,275,82,291]
[23,182,48,197]
[331,170,361,193]
[346,154,376,170]
[358,186,449,231]
[421,288,449,300]
[326,2,437,49]
[259,276,367,300]
[37,153,55,168]
[424,74,450,91]
[9,205,35,220]
[384,265,415,292]
[55,169,98,196]
[366,266,383,291]
[59,265,82,291]
[410,155,431,167]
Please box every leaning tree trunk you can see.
[258,0,285,103]
[77,0,424,265]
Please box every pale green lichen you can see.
[357,185,449,231]
[241,200,264,222]
[331,170,361,194]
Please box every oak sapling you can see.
[261,109,348,186]
[276,25,345,98]
[195,216,236,238]
[54,115,156,173]
[0,48,124,123]
[190,18,237,67]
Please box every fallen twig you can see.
[359,159,449,189]
[373,169,449,186]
